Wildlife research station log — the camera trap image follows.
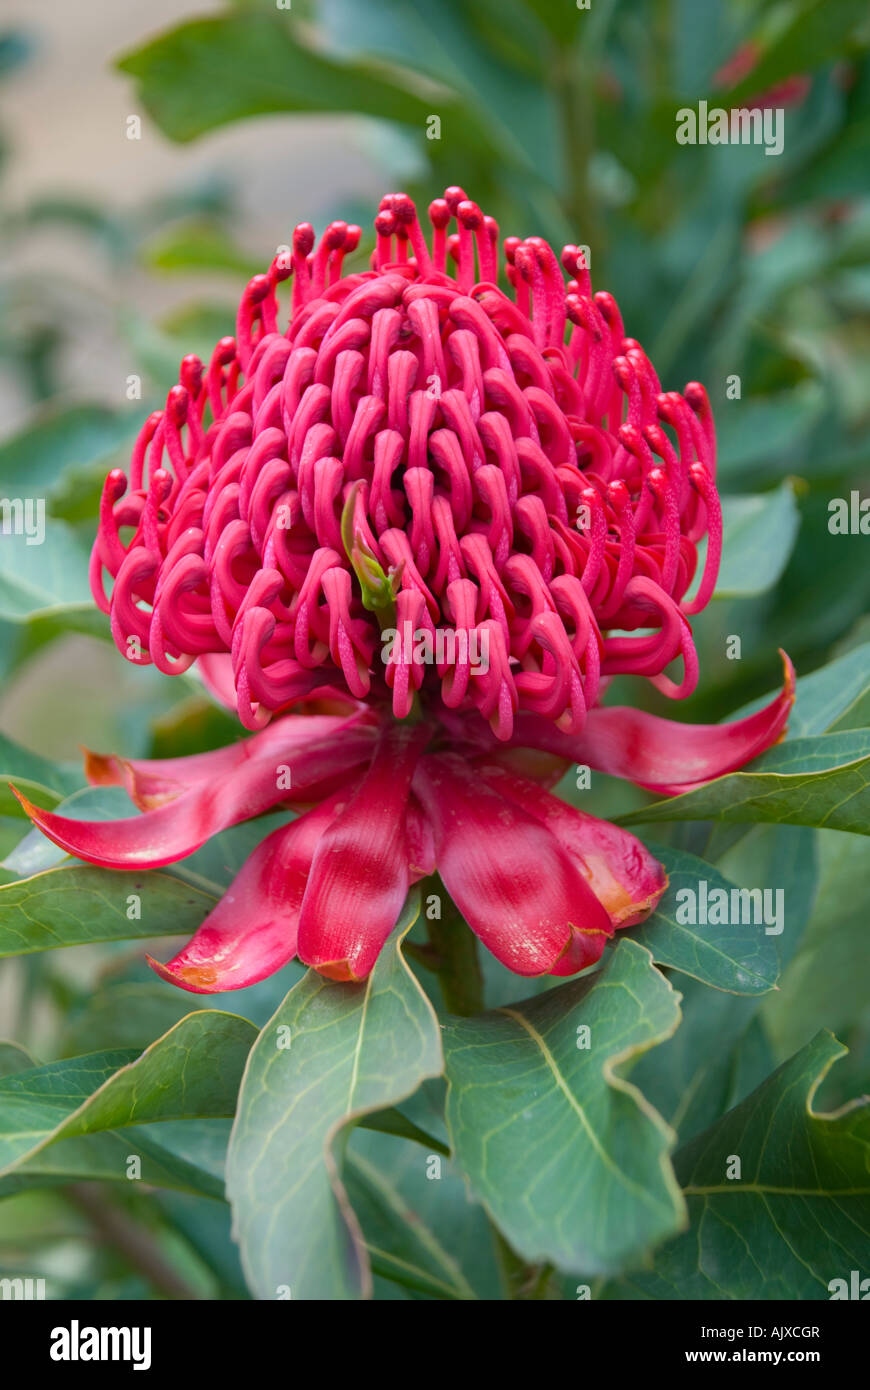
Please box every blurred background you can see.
[0,0,867,1297]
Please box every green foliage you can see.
[604,1032,870,1299]
[632,846,780,992]
[621,730,870,833]
[443,941,685,1275]
[225,900,442,1299]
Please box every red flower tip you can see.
[313,959,363,984]
[779,646,796,702]
[10,783,42,824]
[146,954,222,994]
[82,748,179,810]
[81,747,115,784]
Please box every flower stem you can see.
[423,884,554,1299]
[67,1183,201,1300]
[425,878,484,1018]
[491,1226,555,1301]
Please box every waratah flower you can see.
[15,188,795,987]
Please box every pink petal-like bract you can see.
[475,761,668,926]
[83,712,373,809]
[414,752,613,975]
[297,723,430,980]
[478,650,794,794]
[16,719,376,868]
[148,792,352,994]
[18,187,795,987]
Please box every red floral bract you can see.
[17,188,795,986]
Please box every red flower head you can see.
[17,189,794,988]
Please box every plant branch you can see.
[67,1182,201,1300]
[424,879,484,1017]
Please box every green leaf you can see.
[733,643,870,739]
[0,816,29,869]
[0,1049,134,1173]
[443,939,685,1276]
[0,1040,36,1077]
[0,404,132,492]
[3,786,135,873]
[320,0,560,182]
[0,731,82,817]
[763,829,870,1057]
[350,1119,504,1298]
[787,643,870,737]
[125,1118,233,1199]
[0,736,80,798]
[170,810,293,895]
[155,1188,248,1296]
[356,1105,449,1156]
[714,481,800,598]
[632,845,779,994]
[146,690,241,760]
[143,220,260,278]
[118,14,482,148]
[0,1121,230,1201]
[62,983,202,1056]
[633,826,819,1146]
[225,894,443,1300]
[0,1131,210,1199]
[716,385,825,481]
[0,864,215,957]
[0,611,111,694]
[619,730,870,835]
[344,1150,478,1300]
[0,779,62,818]
[0,521,93,622]
[515,0,584,42]
[0,1011,256,1179]
[606,1032,870,1299]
